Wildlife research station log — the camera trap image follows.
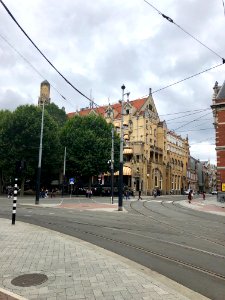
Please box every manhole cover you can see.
[11,273,48,287]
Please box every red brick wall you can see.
[215,107,225,191]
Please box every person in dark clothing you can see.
[188,190,193,203]
[138,190,142,200]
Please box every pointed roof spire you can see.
[216,81,225,100]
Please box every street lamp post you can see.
[111,125,114,204]
[35,101,45,205]
[118,84,126,211]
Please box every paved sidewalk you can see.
[178,196,225,216]
[0,218,209,300]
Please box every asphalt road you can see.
[0,195,225,300]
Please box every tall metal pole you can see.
[111,125,114,204]
[118,84,125,211]
[35,102,45,205]
[62,146,66,198]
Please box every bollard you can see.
[12,178,18,225]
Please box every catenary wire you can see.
[0,29,213,120]
[165,108,211,122]
[173,111,212,131]
[176,127,214,133]
[151,63,224,94]
[0,0,101,108]
[0,0,222,121]
[143,0,225,62]
[159,108,210,117]
[166,118,212,124]
[0,32,78,111]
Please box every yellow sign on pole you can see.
[222,183,225,192]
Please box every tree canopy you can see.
[0,105,120,193]
[0,104,63,193]
[61,114,120,180]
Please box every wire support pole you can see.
[111,126,114,204]
[118,84,126,211]
[35,102,45,205]
[12,178,18,225]
[62,146,67,198]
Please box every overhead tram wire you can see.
[1,0,224,118]
[2,25,214,120]
[0,0,100,109]
[176,127,214,133]
[139,61,225,100]
[143,0,225,63]
[0,30,216,121]
[151,63,224,95]
[173,111,212,131]
[164,108,211,122]
[166,117,212,124]
[0,32,78,111]
[159,107,210,117]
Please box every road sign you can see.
[69,178,75,185]
[222,183,225,192]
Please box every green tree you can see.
[61,114,120,186]
[45,103,67,127]
[0,105,62,195]
[0,110,12,193]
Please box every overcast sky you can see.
[1,0,225,164]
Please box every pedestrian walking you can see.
[153,189,157,198]
[188,190,193,203]
[7,186,13,199]
[202,191,206,200]
[138,190,142,200]
[125,190,130,200]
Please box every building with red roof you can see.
[68,89,190,195]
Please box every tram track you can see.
[17,216,225,284]
[128,200,225,248]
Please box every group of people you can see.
[188,190,206,203]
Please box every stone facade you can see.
[68,91,190,195]
[38,80,51,106]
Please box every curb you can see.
[0,287,27,300]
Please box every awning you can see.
[123,148,133,154]
[114,166,132,176]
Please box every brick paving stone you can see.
[0,218,209,300]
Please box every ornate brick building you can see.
[211,81,225,201]
[68,90,189,195]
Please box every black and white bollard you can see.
[12,178,18,225]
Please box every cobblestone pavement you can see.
[0,217,209,300]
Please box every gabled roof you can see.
[216,81,225,100]
[67,97,148,119]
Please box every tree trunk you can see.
[0,168,2,194]
[20,177,25,196]
[88,176,92,189]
